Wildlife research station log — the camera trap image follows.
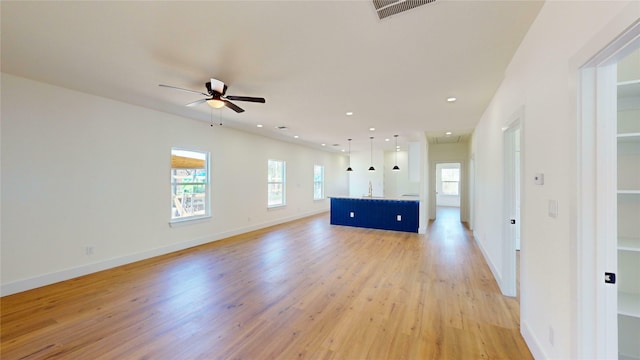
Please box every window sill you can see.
[267,204,286,210]
[169,215,211,228]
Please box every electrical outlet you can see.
[350,212,355,218]
[397,215,402,221]
[86,245,95,256]
[548,326,554,346]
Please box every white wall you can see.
[470,1,639,359]
[383,150,420,198]
[348,149,384,197]
[0,73,349,295]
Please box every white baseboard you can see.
[522,320,546,359]
[1,209,328,296]
[472,233,504,292]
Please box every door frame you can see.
[501,109,524,298]
[469,154,476,231]
[429,159,466,222]
[435,162,462,208]
[577,18,640,359]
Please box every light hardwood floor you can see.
[1,210,531,359]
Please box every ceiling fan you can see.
[159,78,265,113]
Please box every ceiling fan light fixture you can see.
[392,165,400,171]
[206,99,225,109]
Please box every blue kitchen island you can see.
[330,197,419,233]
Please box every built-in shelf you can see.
[618,80,640,97]
[618,355,640,360]
[619,291,640,318]
[618,190,640,195]
[619,238,640,252]
[617,56,640,359]
[618,132,640,141]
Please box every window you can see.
[268,159,286,207]
[171,148,209,221]
[314,165,324,200]
[441,168,460,196]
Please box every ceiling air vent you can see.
[373,0,437,20]
[276,126,288,130]
[435,135,461,144]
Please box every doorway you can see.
[435,162,462,222]
[502,111,523,298]
[578,22,640,359]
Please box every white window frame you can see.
[441,168,460,196]
[170,148,210,224]
[268,159,286,208]
[314,165,325,200]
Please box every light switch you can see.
[548,200,558,218]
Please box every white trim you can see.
[473,233,502,289]
[170,147,211,222]
[500,107,524,298]
[267,159,287,208]
[429,159,467,221]
[522,320,547,360]
[0,209,328,296]
[168,215,212,227]
[575,10,640,359]
[577,65,599,359]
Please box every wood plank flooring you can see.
[1,210,531,359]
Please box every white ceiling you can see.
[1,0,543,153]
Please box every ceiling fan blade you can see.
[223,100,245,113]
[210,78,226,94]
[159,84,208,97]
[225,95,266,103]
[185,98,208,107]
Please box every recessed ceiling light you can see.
[385,138,390,142]
[445,131,453,135]
[369,127,375,131]
[447,97,457,102]
[341,149,346,152]
[321,143,326,146]
[346,112,353,116]
[294,135,299,139]
[257,124,263,128]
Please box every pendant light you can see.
[346,138,353,172]
[368,136,375,172]
[392,134,400,171]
